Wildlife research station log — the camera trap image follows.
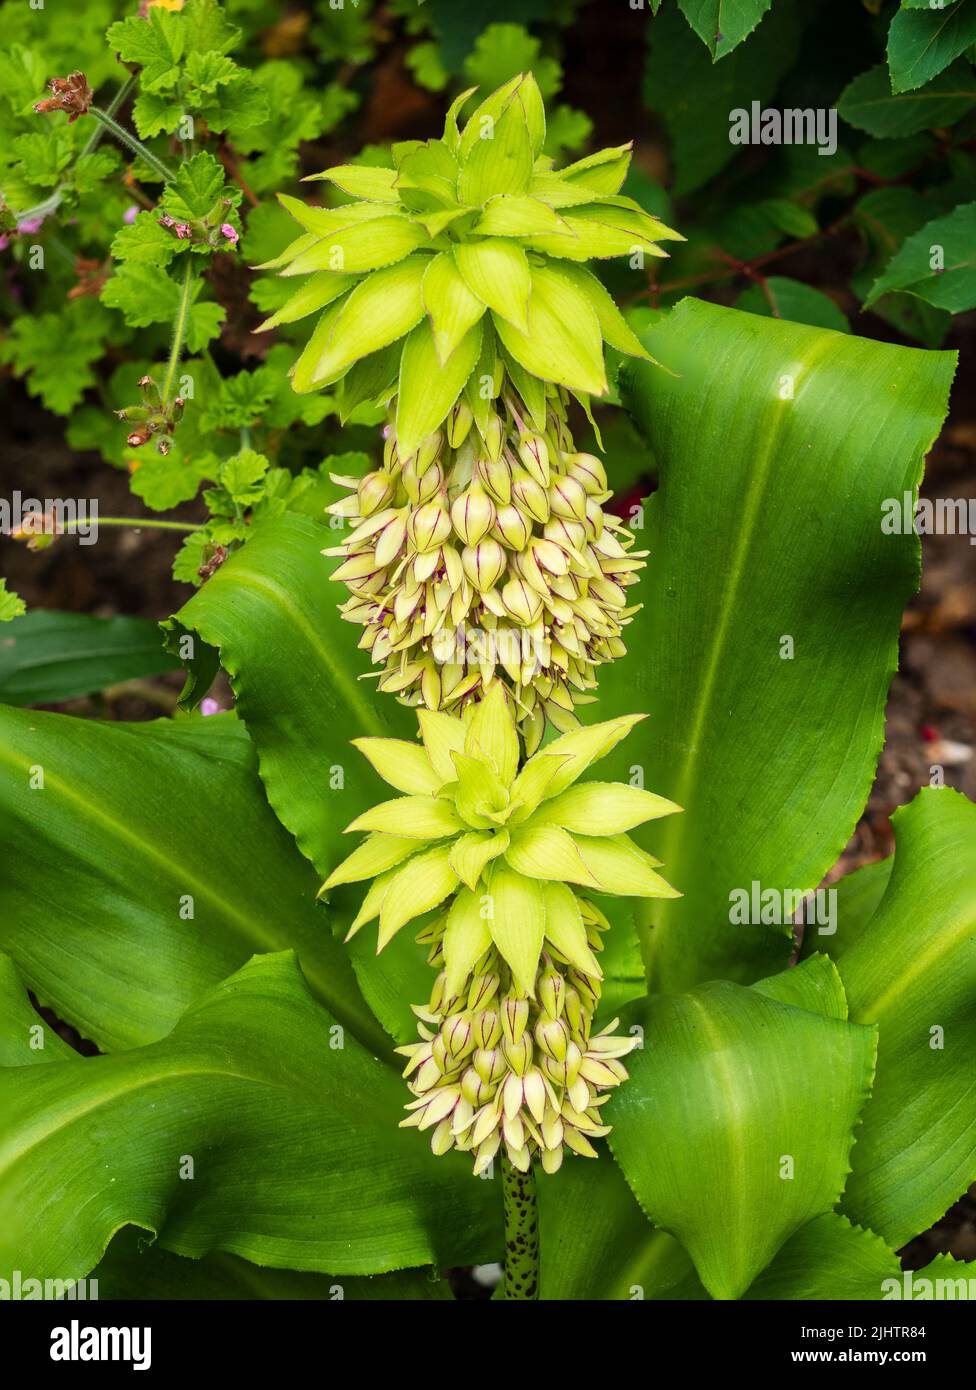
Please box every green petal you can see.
[449,830,510,892]
[378,846,459,949]
[308,255,428,384]
[417,709,467,784]
[570,834,680,898]
[505,824,602,889]
[281,218,429,277]
[527,781,681,836]
[487,863,545,995]
[451,750,509,829]
[454,239,531,333]
[473,194,571,239]
[321,833,417,890]
[346,795,465,840]
[508,752,572,823]
[256,272,360,332]
[302,165,399,201]
[541,881,602,977]
[346,867,399,940]
[352,736,441,795]
[560,143,633,196]
[464,681,519,785]
[396,317,482,456]
[525,713,647,799]
[543,262,655,361]
[492,263,607,396]
[422,252,487,363]
[291,295,352,394]
[443,888,493,998]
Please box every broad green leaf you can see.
[677,0,773,61]
[421,252,486,362]
[166,515,415,884]
[453,239,531,332]
[396,317,482,456]
[645,2,801,195]
[837,60,976,137]
[839,788,976,1247]
[0,706,387,1056]
[604,298,955,991]
[492,263,607,396]
[887,2,976,94]
[743,1213,901,1300]
[608,977,877,1299]
[0,611,178,706]
[0,952,498,1283]
[92,1227,452,1300]
[0,955,73,1066]
[865,202,976,313]
[306,255,428,383]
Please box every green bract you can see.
[322,683,681,1175]
[264,74,683,745]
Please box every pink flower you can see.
[17,217,43,235]
[123,205,139,224]
[174,223,192,240]
[220,223,239,247]
[200,697,223,716]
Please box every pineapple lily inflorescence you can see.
[263,72,682,752]
[322,684,681,1174]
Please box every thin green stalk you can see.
[89,106,176,184]
[10,75,137,222]
[501,1153,540,1300]
[63,517,202,534]
[161,257,195,407]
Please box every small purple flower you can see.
[174,223,192,240]
[220,223,239,247]
[123,205,139,225]
[200,697,223,716]
[0,236,8,252]
[17,216,44,235]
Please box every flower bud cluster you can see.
[398,901,638,1175]
[325,378,646,753]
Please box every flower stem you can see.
[501,1153,540,1300]
[161,256,195,407]
[9,75,137,222]
[63,517,202,534]
[89,106,176,184]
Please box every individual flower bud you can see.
[460,1067,491,1107]
[535,1014,569,1061]
[461,539,506,592]
[431,1033,452,1073]
[451,483,495,545]
[114,406,150,423]
[564,1039,584,1087]
[474,1008,503,1050]
[584,496,605,540]
[408,496,451,552]
[501,996,529,1046]
[448,399,474,449]
[549,474,588,522]
[473,1047,507,1085]
[442,1013,474,1061]
[468,973,500,1012]
[428,971,449,1016]
[501,577,543,625]
[126,427,152,448]
[138,375,162,408]
[34,71,92,123]
[564,452,607,495]
[544,516,586,551]
[220,223,239,248]
[512,469,550,524]
[484,411,505,463]
[416,430,443,478]
[539,968,566,1018]
[491,503,531,550]
[518,432,550,487]
[503,1034,533,1077]
[563,986,585,1038]
[355,471,393,518]
[479,455,512,505]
